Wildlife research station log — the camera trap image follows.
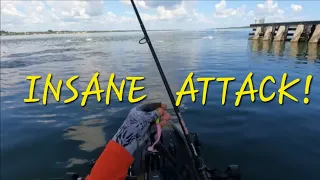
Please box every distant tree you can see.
[48,29,53,33]
[0,30,8,35]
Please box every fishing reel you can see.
[187,133,241,180]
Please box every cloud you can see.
[121,0,214,29]
[46,0,105,21]
[256,0,284,15]
[0,0,135,31]
[138,1,213,25]
[156,2,187,20]
[0,1,26,30]
[144,0,183,9]
[1,1,25,17]
[0,1,51,27]
[138,1,187,21]
[120,0,148,9]
[255,0,285,21]
[214,0,246,18]
[1,0,106,27]
[120,0,183,9]
[191,10,215,24]
[247,10,255,17]
[0,0,214,31]
[291,4,303,12]
[0,0,312,31]
[104,11,133,24]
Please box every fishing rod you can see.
[130,1,208,179]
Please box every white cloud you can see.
[120,0,187,21]
[122,0,214,29]
[0,0,136,31]
[0,0,311,31]
[291,4,303,12]
[144,1,183,9]
[255,0,285,22]
[120,0,184,10]
[247,10,255,17]
[107,11,116,18]
[120,0,131,5]
[36,6,44,13]
[138,1,187,21]
[191,10,215,24]
[1,1,25,17]
[156,2,187,20]
[120,0,148,9]
[137,1,213,25]
[140,13,158,21]
[46,0,105,21]
[256,0,284,15]
[0,0,215,31]
[214,0,246,18]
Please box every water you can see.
[1,31,320,180]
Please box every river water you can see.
[1,31,320,180]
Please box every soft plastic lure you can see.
[147,117,162,152]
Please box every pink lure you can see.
[148,118,162,152]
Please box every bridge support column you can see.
[274,25,287,41]
[263,26,274,41]
[252,26,262,40]
[291,24,304,42]
[309,24,320,43]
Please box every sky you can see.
[1,0,319,32]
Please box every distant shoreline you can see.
[216,26,250,30]
[0,29,180,36]
[0,27,252,36]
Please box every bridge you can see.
[248,20,320,43]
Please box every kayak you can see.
[51,119,240,180]
[127,120,202,180]
[126,120,241,180]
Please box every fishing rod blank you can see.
[130,0,208,179]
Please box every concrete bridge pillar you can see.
[274,25,287,41]
[252,26,262,40]
[263,26,274,41]
[291,24,304,42]
[309,24,320,43]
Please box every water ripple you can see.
[1,31,320,180]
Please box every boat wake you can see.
[1,51,8,58]
[1,46,9,58]
[203,36,214,39]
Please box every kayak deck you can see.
[129,121,200,180]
